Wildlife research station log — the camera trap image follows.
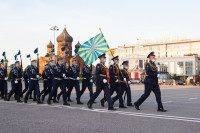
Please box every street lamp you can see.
[50,26,59,63]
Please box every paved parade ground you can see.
[0,83,200,133]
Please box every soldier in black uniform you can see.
[67,59,83,104]
[47,57,70,106]
[24,59,41,104]
[80,65,93,99]
[22,65,31,98]
[87,54,116,110]
[100,56,126,108]
[0,59,8,100]
[7,61,23,102]
[41,64,50,97]
[57,61,71,101]
[112,61,133,106]
[134,52,167,112]
[41,60,54,102]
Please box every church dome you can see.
[56,26,73,43]
[47,40,54,48]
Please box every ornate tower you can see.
[47,40,54,55]
[56,25,73,58]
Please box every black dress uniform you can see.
[24,65,41,103]
[100,61,125,108]
[80,65,93,98]
[0,63,8,100]
[47,62,69,106]
[112,61,133,106]
[41,65,54,102]
[67,63,83,104]
[41,66,50,97]
[8,66,23,102]
[22,66,30,96]
[87,54,114,110]
[134,52,167,112]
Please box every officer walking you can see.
[80,65,93,99]
[112,61,133,107]
[24,59,41,104]
[22,65,31,98]
[134,52,167,112]
[41,60,55,102]
[41,64,50,98]
[57,61,71,101]
[47,57,70,106]
[0,59,8,100]
[100,56,126,108]
[67,58,83,104]
[7,61,23,102]
[87,54,116,110]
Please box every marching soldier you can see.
[41,60,54,102]
[112,61,133,106]
[24,59,41,104]
[80,65,93,99]
[57,61,71,101]
[22,65,31,98]
[41,64,50,97]
[134,52,167,112]
[100,56,126,108]
[87,54,116,110]
[0,59,8,100]
[7,61,23,102]
[67,58,83,104]
[47,57,70,106]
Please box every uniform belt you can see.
[30,78,38,80]
[99,74,106,77]
[69,77,78,80]
[54,78,63,80]
[15,78,21,80]
[64,77,70,79]
[120,81,126,83]
[43,79,48,81]
[114,76,118,78]
[82,78,87,80]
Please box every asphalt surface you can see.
[0,83,200,133]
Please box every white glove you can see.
[4,77,8,80]
[128,81,131,85]
[36,75,40,79]
[115,79,119,83]
[21,78,24,81]
[157,74,160,77]
[63,74,66,78]
[90,79,93,83]
[124,78,126,81]
[15,80,18,84]
[28,80,29,83]
[77,77,80,80]
[103,79,107,83]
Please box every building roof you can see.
[56,26,73,43]
[75,41,81,48]
[47,40,54,48]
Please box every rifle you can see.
[19,54,23,78]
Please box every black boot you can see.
[63,99,70,106]
[53,98,59,103]
[134,103,140,110]
[17,95,23,103]
[37,97,42,104]
[119,105,127,108]
[157,108,167,112]
[87,103,92,109]
[67,97,73,102]
[4,95,7,101]
[33,96,37,101]
[41,95,45,103]
[24,97,28,103]
[7,95,10,101]
[47,99,51,105]
[1,94,4,99]
[76,98,83,104]
[101,100,105,107]
[14,95,17,100]
[108,107,117,110]
[29,95,33,99]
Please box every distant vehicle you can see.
[130,79,142,84]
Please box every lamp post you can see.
[50,26,59,63]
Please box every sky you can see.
[1,0,200,67]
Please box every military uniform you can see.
[47,62,69,106]
[67,64,82,104]
[22,67,29,96]
[41,65,54,102]
[87,61,114,109]
[8,66,22,102]
[134,52,166,112]
[24,65,41,103]
[0,65,8,100]
[100,63,125,108]
[41,66,50,96]
[80,65,93,98]
[112,65,133,106]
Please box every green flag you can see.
[34,48,38,54]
